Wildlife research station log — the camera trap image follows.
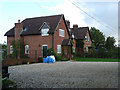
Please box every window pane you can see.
[57,45,61,53]
[25,45,29,54]
[59,29,64,37]
[10,45,13,54]
[41,29,49,36]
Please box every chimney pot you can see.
[66,20,70,29]
[18,20,20,23]
[73,24,78,28]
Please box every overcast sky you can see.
[0,0,118,45]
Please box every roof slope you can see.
[62,39,72,46]
[71,27,92,40]
[5,14,65,36]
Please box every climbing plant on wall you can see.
[76,40,84,56]
[11,40,27,59]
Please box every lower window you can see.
[57,45,61,54]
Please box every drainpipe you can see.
[52,34,54,49]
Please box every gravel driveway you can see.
[9,61,118,88]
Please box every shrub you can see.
[15,62,19,65]
[30,61,36,64]
[22,60,28,64]
[2,77,17,88]
[38,57,43,62]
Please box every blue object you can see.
[43,56,54,63]
[43,58,47,63]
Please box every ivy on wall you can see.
[76,40,84,56]
[11,40,28,59]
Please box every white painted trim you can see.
[57,45,61,54]
[59,29,64,37]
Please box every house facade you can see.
[65,22,92,56]
[5,14,72,59]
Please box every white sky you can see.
[0,0,119,45]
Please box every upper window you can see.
[25,45,29,54]
[57,45,61,54]
[10,45,13,54]
[59,29,64,37]
[85,36,87,40]
[41,28,49,36]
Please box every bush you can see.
[2,77,17,88]
[15,62,19,65]
[38,57,43,62]
[30,61,36,64]
[47,48,69,61]
[22,60,28,64]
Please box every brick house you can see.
[65,21,92,56]
[4,14,72,59]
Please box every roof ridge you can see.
[24,14,64,21]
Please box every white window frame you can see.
[88,36,89,41]
[41,28,49,36]
[85,36,87,41]
[59,29,64,37]
[25,45,29,54]
[57,45,61,54]
[72,46,75,53]
[85,47,88,53]
[10,45,13,54]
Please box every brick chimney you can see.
[73,24,78,28]
[66,20,70,29]
[14,20,23,40]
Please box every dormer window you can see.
[85,36,87,40]
[40,22,50,36]
[41,28,49,36]
[72,34,74,39]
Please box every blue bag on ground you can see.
[43,58,47,63]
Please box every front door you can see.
[42,45,47,58]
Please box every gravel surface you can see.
[8,61,118,88]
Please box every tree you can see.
[90,27,105,49]
[105,36,116,51]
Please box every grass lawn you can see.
[72,57,120,62]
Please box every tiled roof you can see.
[5,14,69,36]
[62,39,72,46]
[70,27,92,40]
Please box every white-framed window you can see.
[41,28,49,36]
[85,36,87,41]
[57,45,61,54]
[25,45,29,54]
[59,29,64,37]
[88,36,89,41]
[10,45,13,54]
[85,47,88,53]
[72,46,75,53]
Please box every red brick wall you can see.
[23,35,52,58]
[7,36,14,55]
[84,30,92,52]
[53,17,69,55]
[6,17,69,58]
[73,30,92,54]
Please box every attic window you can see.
[85,36,87,39]
[41,28,49,36]
[72,34,74,39]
